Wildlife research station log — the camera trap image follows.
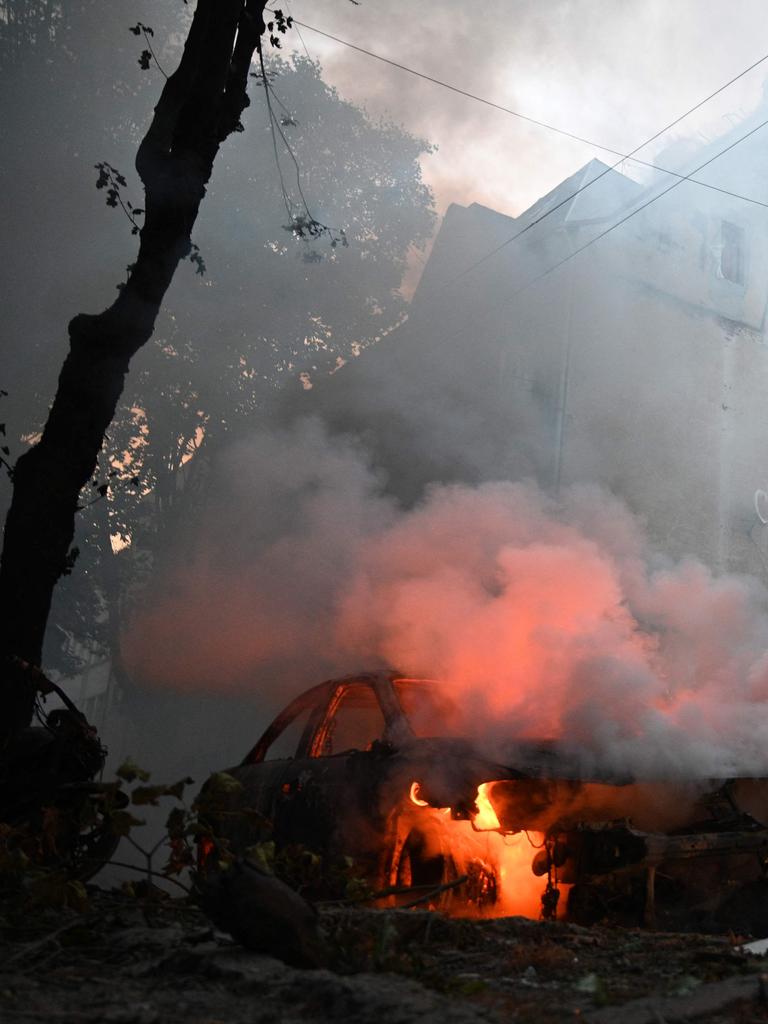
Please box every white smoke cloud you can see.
[125,419,768,779]
[288,0,768,218]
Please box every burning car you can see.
[198,671,768,925]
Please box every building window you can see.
[720,220,745,284]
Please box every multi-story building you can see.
[296,96,768,578]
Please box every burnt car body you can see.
[198,671,768,924]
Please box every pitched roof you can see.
[514,158,642,231]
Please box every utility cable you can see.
[294,18,768,166]
[257,44,294,220]
[627,162,768,210]
[290,18,768,275]
[284,0,313,63]
[478,114,768,310]
[268,81,315,216]
[376,110,768,429]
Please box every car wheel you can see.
[392,826,460,910]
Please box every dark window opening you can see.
[264,706,311,761]
[321,684,385,754]
[721,220,745,284]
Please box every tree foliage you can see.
[0,7,435,687]
[47,52,435,681]
[0,0,270,738]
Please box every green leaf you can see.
[165,776,194,801]
[109,810,145,836]
[200,772,243,798]
[244,841,275,875]
[131,785,169,806]
[132,776,194,806]
[116,759,151,783]
[28,873,89,912]
[186,821,213,837]
[66,880,89,913]
[166,806,186,838]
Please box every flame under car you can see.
[198,672,768,925]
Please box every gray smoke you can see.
[125,416,768,780]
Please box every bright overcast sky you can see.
[284,0,768,219]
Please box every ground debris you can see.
[2,890,768,1023]
[197,859,325,968]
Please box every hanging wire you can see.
[524,830,547,849]
[284,0,312,62]
[267,80,314,215]
[254,46,347,248]
[257,43,294,221]
[283,14,768,277]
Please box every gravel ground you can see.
[2,890,768,1023]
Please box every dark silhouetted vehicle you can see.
[198,671,768,925]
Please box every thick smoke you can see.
[295,0,767,218]
[124,419,395,692]
[124,416,768,779]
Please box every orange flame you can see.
[409,781,429,807]
[473,782,501,830]
[402,780,567,919]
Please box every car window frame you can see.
[242,672,414,765]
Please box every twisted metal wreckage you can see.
[197,672,768,926]
[2,666,768,927]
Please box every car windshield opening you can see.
[393,679,464,737]
[320,684,386,755]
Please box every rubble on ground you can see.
[3,888,768,1023]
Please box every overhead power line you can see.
[376,110,768,417]
[295,19,767,169]
[630,159,768,208]
[283,0,312,62]
[489,113,768,305]
[276,15,768,392]
[296,19,660,150]
[291,18,768,272]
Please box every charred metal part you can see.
[0,695,113,881]
[0,673,106,827]
[463,860,497,908]
[0,659,113,884]
[567,822,768,876]
[400,873,469,909]
[532,838,569,875]
[541,878,560,921]
[553,821,768,925]
[645,864,657,927]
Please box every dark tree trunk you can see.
[0,0,267,742]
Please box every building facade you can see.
[294,100,768,579]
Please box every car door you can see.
[270,679,396,863]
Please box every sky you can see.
[284,0,768,220]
